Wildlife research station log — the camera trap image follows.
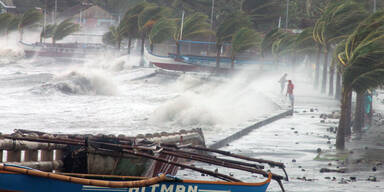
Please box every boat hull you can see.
[0,169,271,192]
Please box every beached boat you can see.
[19,41,122,60]
[0,129,287,192]
[145,40,269,73]
[0,129,205,177]
[0,163,272,192]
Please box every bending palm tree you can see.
[52,19,80,45]
[313,0,368,93]
[231,27,261,69]
[215,11,252,69]
[19,9,42,41]
[40,24,56,43]
[336,11,384,150]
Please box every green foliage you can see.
[295,27,317,54]
[0,13,13,33]
[216,11,252,47]
[52,19,80,43]
[19,9,42,29]
[174,12,213,41]
[341,11,384,92]
[149,18,177,44]
[261,28,286,57]
[231,27,261,57]
[138,5,171,36]
[41,24,56,39]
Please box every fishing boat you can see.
[145,40,269,74]
[0,163,273,192]
[0,129,287,192]
[19,40,121,61]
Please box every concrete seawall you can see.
[209,109,293,149]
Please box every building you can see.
[0,0,16,13]
[60,4,116,29]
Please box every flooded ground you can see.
[178,77,384,192]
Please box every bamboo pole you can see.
[89,148,241,182]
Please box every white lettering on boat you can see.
[161,184,174,192]
[151,184,160,192]
[175,185,186,192]
[129,188,140,192]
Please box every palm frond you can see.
[52,19,80,42]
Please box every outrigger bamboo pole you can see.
[89,148,241,182]
[178,145,289,181]
[2,135,286,190]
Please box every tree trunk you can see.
[127,37,132,55]
[335,71,342,100]
[140,36,145,67]
[336,87,351,150]
[149,43,154,67]
[314,44,322,89]
[321,44,329,93]
[231,56,235,69]
[345,89,352,136]
[216,45,221,69]
[353,91,365,133]
[19,28,24,41]
[328,59,335,96]
[176,41,181,58]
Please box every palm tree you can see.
[120,1,149,55]
[231,27,261,69]
[215,11,252,69]
[40,24,56,43]
[0,13,13,36]
[173,12,213,57]
[149,18,177,52]
[19,9,43,41]
[336,11,384,150]
[138,5,171,66]
[52,19,80,45]
[295,27,317,75]
[313,0,368,94]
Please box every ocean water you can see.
[0,52,279,145]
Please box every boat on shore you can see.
[145,40,270,74]
[0,163,272,192]
[0,129,287,192]
[19,41,123,61]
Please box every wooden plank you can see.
[6,150,21,162]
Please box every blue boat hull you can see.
[0,170,270,192]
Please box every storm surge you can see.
[150,71,280,133]
[33,70,117,95]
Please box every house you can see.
[60,4,116,29]
[0,0,16,13]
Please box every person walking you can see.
[286,80,294,108]
[278,73,288,94]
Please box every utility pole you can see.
[373,0,377,13]
[285,0,289,29]
[54,0,57,24]
[210,0,215,29]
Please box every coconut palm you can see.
[40,24,56,43]
[231,27,261,69]
[336,11,384,150]
[120,1,149,55]
[138,5,171,66]
[173,12,213,57]
[19,9,43,41]
[0,13,13,36]
[313,0,368,93]
[149,18,177,52]
[52,19,80,45]
[215,11,252,68]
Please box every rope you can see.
[0,164,167,188]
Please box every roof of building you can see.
[0,0,15,8]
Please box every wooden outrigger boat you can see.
[0,129,287,192]
[0,164,272,192]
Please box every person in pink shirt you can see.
[286,80,294,108]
